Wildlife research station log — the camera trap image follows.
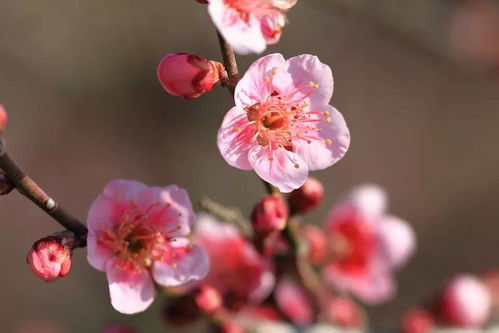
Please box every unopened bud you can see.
[251,195,288,235]
[195,0,209,3]
[401,309,435,333]
[0,170,15,195]
[195,285,222,314]
[302,225,326,265]
[323,297,362,328]
[439,274,491,328]
[288,177,324,214]
[0,104,7,135]
[27,236,72,282]
[157,53,225,99]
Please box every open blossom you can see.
[86,180,209,314]
[194,214,274,309]
[438,274,491,328]
[322,185,415,304]
[208,0,297,54]
[217,54,350,192]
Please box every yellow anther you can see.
[236,127,241,132]
[326,117,332,122]
[326,139,333,145]
[309,82,319,89]
[268,156,274,161]
[171,262,177,268]
[294,163,300,169]
[323,111,330,116]
[271,69,277,76]
[265,76,271,83]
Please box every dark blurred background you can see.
[1,0,499,331]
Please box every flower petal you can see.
[377,216,416,270]
[293,105,350,171]
[217,106,255,170]
[208,0,266,55]
[152,240,210,287]
[342,184,388,222]
[103,179,148,202]
[248,145,308,193]
[235,53,286,109]
[275,55,334,110]
[106,263,155,314]
[135,185,195,237]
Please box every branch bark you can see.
[0,139,87,245]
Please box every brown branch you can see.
[216,30,240,95]
[0,139,87,245]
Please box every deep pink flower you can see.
[217,54,350,192]
[86,180,209,314]
[322,296,362,328]
[275,276,313,325]
[194,214,274,309]
[401,308,435,333]
[322,185,415,304]
[439,274,491,328]
[208,0,297,54]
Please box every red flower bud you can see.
[302,225,326,265]
[288,177,324,214]
[195,285,222,314]
[401,309,435,333]
[157,53,225,99]
[27,236,72,282]
[323,297,362,328]
[438,274,491,328]
[251,195,288,235]
[0,170,15,195]
[0,104,7,136]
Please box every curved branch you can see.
[0,139,87,245]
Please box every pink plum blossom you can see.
[86,180,209,314]
[194,214,275,310]
[217,54,350,192]
[322,185,415,304]
[208,0,297,54]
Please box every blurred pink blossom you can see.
[86,180,209,314]
[322,185,415,304]
[275,276,313,325]
[194,214,275,310]
[207,0,297,54]
[400,308,434,333]
[217,54,350,192]
[0,104,7,135]
[439,274,491,328]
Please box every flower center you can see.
[98,202,180,272]
[328,215,374,277]
[243,70,333,151]
[224,0,283,25]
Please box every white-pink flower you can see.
[322,185,416,304]
[194,214,275,309]
[217,54,350,193]
[208,0,297,54]
[86,180,210,314]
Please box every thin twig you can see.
[199,197,253,238]
[0,139,87,245]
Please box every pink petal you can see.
[235,53,286,109]
[272,0,297,10]
[342,184,388,222]
[106,264,155,314]
[86,231,113,271]
[152,240,210,287]
[377,216,416,270]
[248,145,308,193]
[293,106,350,171]
[135,185,195,237]
[195,213,241,241]
[276,55,334,110]
[323,258,396,305]
[208,0,266,55]
[103,180,148,203]
[275,277,313,325]
[217,106,255,170]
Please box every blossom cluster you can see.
[0,0,497,332]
